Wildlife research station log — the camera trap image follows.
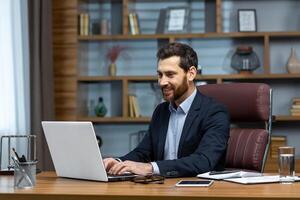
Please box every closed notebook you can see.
[225,175,300,184]
[197,170,262,180]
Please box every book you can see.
[197,170,262,180]
[133,13,140,34]
[128,13,136,35]
[128,95,140,117]
[292,97,300,103]
[131,95,140,117]
[292,104,300,109]
[128,95,134,117]
[290,109,300,113]
[270,136,286,158]
[84,13,89,35]
[78,13,85,35]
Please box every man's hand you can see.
[103,158,119,172]
[108,160,153,176]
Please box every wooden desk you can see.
[1,172,300,200]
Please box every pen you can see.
[20,155,27,162]
[12,148,22,162]
[209,170,240,175]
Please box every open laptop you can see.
[41,121,137,182]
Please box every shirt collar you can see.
[169,88,197,114]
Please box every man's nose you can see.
[159,76,168,87]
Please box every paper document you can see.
[225,175,279,184]
[197,171,262,180]
[225,175,300,184]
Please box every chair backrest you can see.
[198,83,272,172]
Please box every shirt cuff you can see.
[150,162,160,175]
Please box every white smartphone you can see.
[175,180,214,187]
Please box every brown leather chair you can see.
[198,83,272,173]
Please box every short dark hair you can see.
[156,42,198,72]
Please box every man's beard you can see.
[161,76,189,103]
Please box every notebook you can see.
[42,121,137,182]
[224,175,300,184]
[197,170,262,180]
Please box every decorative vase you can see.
[231,46,260,74]
[108,62,116,76]
[286,48,300,73]
[94,97,107,117]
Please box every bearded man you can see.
[104,42,230,178]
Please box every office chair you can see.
[198,83,272,173]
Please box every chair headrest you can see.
[198,83,271,122]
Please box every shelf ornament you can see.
[230,45,260,74]
[286,48,300,74]
[94,97,107,117]
[106,45,128,76]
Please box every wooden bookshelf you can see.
[53,0,300,174]
[53,0,300,123]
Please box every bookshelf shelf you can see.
[77,115,300,123]
[275,115,300,122]
[77,73,300,82]
[77,31,300,41]
[77,116,151,123]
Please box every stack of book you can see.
[128,95,140,118]
[270,136,286,158]
[290,97,300,116]
[78,13,89,36]
[128,12,140,35]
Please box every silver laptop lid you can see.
[42,121,108,181]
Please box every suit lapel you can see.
[177,91,202,157]
[157,105,170,160]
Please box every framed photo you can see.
[238,9,257,32]
[165,7,190,33]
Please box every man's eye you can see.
[166,73,174,78]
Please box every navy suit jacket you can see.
[120,90,230,177]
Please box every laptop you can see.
[41,121,137,182]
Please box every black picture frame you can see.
[165,7,190,33]
[238,9,257,32]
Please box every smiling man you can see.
[104,42,230,178]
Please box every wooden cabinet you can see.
[53,0,300,171]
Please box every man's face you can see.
[157,56,189,103]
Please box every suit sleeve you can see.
[156,103,230,177]
[119,104,161,162]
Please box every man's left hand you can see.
[108,160,153,176]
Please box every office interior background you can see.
[1,0,300,172]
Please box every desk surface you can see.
[1,172,300,200]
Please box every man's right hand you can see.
[103,158,119,172]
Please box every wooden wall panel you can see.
[53,0,77,10]
[53,46,77,76]
[53,0,78,120]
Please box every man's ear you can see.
[187,66,197,81]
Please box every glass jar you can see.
[231,46,260,74]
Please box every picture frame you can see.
[165,7,190,33]
[238,9,257,32]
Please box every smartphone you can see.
[175,180,214,187]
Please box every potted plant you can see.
[106,45,128,76]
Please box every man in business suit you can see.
[104,42,230,177]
